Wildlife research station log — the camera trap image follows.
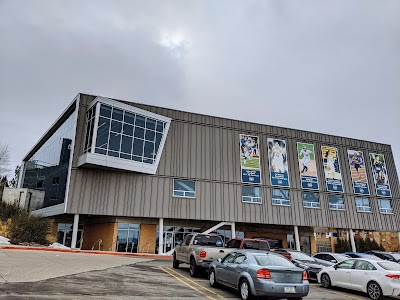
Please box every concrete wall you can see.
[2,187,45,211]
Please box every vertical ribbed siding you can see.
[66,95,400,231]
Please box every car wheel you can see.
[189,258,199,278]
[321,273,331,288]
[209,269,218,287]
[367,281,384,300]
[239,278,253,300]
[173,254,180,269]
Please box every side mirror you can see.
[217,258,222,263]
[333,265,338,270]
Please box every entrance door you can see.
[57,223,83,249]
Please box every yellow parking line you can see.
[166,267,226,299]
[159,267,216,300]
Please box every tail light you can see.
[302,271,308,281]
[256,269,272,280]
[199,251,207,258]
[386,274,400,279]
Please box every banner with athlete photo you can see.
[321,146,344,192]
[267,138,290,187]
[297,142,319,190]
[347,150,370,195]
[369,153,392,197]
[240,134,261,184]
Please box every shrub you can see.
[0,199,22,222]
[8,211,50,245]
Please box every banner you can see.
[369,153,392,197]
[297,142,319,190]
[240,134,261,184]
[347,150,370,195]
[321,146,343,192]
[267,138,290,187]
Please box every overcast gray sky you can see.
[0,0,399,180]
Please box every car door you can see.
[227,253,247,286]
[177,234,192,262]
[351,260,377,292]
[330,259,356,289]
[216,252,237,284]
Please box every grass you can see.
[241,157,260,170]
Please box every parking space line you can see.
[313,285,363,300]
[166,267,226,299]
[159,267,216,300]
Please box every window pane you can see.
[379,200,391,209]
[109,132,121,151]
[135,115,145,128]
[242,186,260,197]
[174,180,195,192]
[96,117,110,149]
[174,190,185,197]
[132,155,142,162]
[132,138,144,156]
[155,133,162,153]
[156,121,164,132]
[272,189,290,205]
[328,195,345,210]
[123,124,134,136]
[145,129,155,141]
[100,105,112,118]
[121,135,133,154]
[111,120,122,133]
[108,150,119,157]
[95,148,107,155]
[124,112,135,125]
[143,158,154,164]
[120,153,131,160]
[303,192,320,208]
[134,126,145,139]
[144,141,154,158]
[112,108,123,121]
[146,118,156,130]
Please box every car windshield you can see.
[378,261,400,271]
[255,254,295,267]
[335,254,351,261]
[192,235,223,247]
[290,251,315,262]
[242,240,270,251]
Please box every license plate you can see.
[284,286,296,293]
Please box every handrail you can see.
[108,240,120,251]
[76,237,83,249]
[92,239,102,250]
[141,243,155,254]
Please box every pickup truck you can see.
[173,233,232,277]
[225,238,271,251]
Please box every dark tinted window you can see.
[242,240,270,251]
[182,235,192,245]
[222,252,236,263]
[226,239,242,249]
[192,235,223,247]
[314,253,325,260]
[255,254,294,267]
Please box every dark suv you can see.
[365,250,400,262]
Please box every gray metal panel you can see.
[64,94,400,231]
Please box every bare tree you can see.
[0,141,10,176]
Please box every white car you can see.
[317,258,400,300]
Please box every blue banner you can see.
[240,134,262,184]
[297,142,319,191]
[268,138,290,187]
[347,150,370,196]
[322,146,344,193]
[370,152,392,197]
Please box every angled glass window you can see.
[89,103,167,164]
[328,195,345,210]
[242,186,262,204]
[378,199,393,214]
[355,197,371,213]
[173,179,196,198]
[303,192,320,208]
[272,189,290,206]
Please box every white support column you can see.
[71,214,79,249]
[158,218,164,255]
[231,222,236,239]
[90,102,101,153]
[349,229,357,252]
[294,225,301,251]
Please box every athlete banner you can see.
[267,138,290,187]
[321,146,344,192]
[297,142,319,190]
[369,153,392,197]
[240,134,261,184]
[347,150,370,195]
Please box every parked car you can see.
[312,252,351,266]
[318,258,400,299]
[270,248,293,261]
[225,238,270,251]
[343,252,377,259]
[365,250,400,263]
[173,233,232,277]
[275,249,327,280]
[209,249,309,300]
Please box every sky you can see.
[0,0,399,180]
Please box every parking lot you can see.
[0,250,394,299]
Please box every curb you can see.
[0,245,172,259]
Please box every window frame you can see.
[378,199,393,214]
[328,194,346,211]
[271,189,290,206]
[302,192,320,209]
[242,186,262,204]
[355,197,372,213]
[173,179,196,198]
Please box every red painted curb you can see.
[0,245,172,259]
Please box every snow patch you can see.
[0,236,11,244]
[48,242,70,249]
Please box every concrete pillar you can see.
[231,222,236,239]
[294,226,301,251]
[158,218,164,255]
[310,233,317,254]
[349,229,357,252]
[71,214,79,249]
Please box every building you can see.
[16,93,400,254]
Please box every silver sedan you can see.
[209,250,309,300]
